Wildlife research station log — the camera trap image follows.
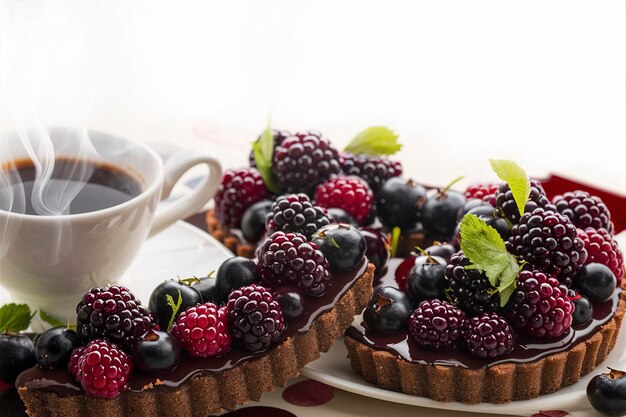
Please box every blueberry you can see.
[241,200,273,243]
[131,331,181,374]
[587,368,626,416]
[570,291,593,326]
[573,263,617,303]
[423,243,456,262]
[456,198,489,222]
[272,287,305,319]
[216,257,258,300]
[414,255,447,267]
[311,224,366,272]
[193,277,221,305]
[149,280,203,330]
[454,205,510,248]
[360,227,390,276]
[421,190,466,242]
[363,287,414,335]
[407,260,448,304]
[35,327,80,370]
[327,208,357,226]
[377,177,427,231]
[0,334,36,384]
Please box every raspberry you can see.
[272,131,341,193]
[464,313,515,358]
[507,208,588,286]
[170,303,232,358]
[495,179,555,224]
[408,299,466,351]
[553,191,613,235]
[464,183,498,207]
[226,284,285,352]
[214,168,271,228]
[314,176,374,225]
[340,153,403,193]
[74,339,132,398]
[249,129,292,168]
[76,286,159,351]
[68,346,86,378]
[265,193,331,238]
[445,251,500,316]
[505,269,574,338]
[578,227,624,283]
[257,231,331,296]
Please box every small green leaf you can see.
[40,310,65,328]
[252,118,279,193]
[489,159,530,218]
[460,214,520,306]
[0,303,34,333]
[328,236,341,249]
[165,290,183,332]
[344,126,402,156]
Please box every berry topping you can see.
[569,290,593,326]
[216,257,258,301]
[363,287,414,335]
[587,368,626,417]
[464,183,498,207]
[311,224,366,272]
[77,285,159,351]
[265,193,331,239]
[423,242,457,262]
[553,190,613,235]
[408,299,466,351]
[495,179,555,225]
[445,251,500,316]
[464,312,515,359]
[241,200,274,243]
[68,346,85,379]
[314,175,374,225]
[340,152,403,193]
[226,284,285,352]
[149,280,203,331]
[131,331,180,373]
[326,207,358,226]
[578,227,623,283]
[505,269,574,338]
[74,339,132,399]
[272,131,341,194]
[421,186,466,242]
[360,227,390,276]
[377,177,427,231]
[257,231,331,296]
[214,168,271,228]
[0,334,35,385]
[507,208,588,286]
[572,263,617,303]
[406,255,447,304]
[456,205,509,245]
[272,287,305,320]
[35,327,81,370]
[170,303,231,358]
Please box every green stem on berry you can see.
[390,227,401,258]
[178,276,202,286]
[165,289,183,332]
[414,246,441,265]
[439,175,465,197]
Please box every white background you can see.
[1,0,625,193]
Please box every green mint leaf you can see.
[0,303,34,333]
[40,310,65,328]
[166,290,183,332]
[459,214,519,306]
[489,159,530,218]
[344,126,402,156]
[252,119,279,193]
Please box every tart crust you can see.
[18,264,375,417]
[344,281,626,404]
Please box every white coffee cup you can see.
[0,128,222,320]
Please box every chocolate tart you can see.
[17,261,375,417]
[206,209,256,259]
[345,260,626,404]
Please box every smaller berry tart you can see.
[345,159,625,403]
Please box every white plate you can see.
[302,233,626,416]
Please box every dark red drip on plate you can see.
[17,258,369,396]
[345,258,622,370]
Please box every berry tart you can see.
[15,226,375,416]
[206,125,403,257]
[344,159,626,403]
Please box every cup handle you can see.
[148,149,222,238]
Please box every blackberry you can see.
[226,284,285,352]
[578,227,623,283]
[495,179,555,224]
[505,269,573,338]
[553,190,613,234]
[265,193,331,238]
[340,153,403,193]
[507,208,588,286]
[76,285,159,351]
[257,231,331,296]
[214,168,271,228]
[314,176,374,225]
[272,130,341,193]
[249,129,292,168]
[445,251,500,316]
[464,183,498,207]
[408,299,466,351]
[464,313,515,359]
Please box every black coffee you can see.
[3,158,143,215]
